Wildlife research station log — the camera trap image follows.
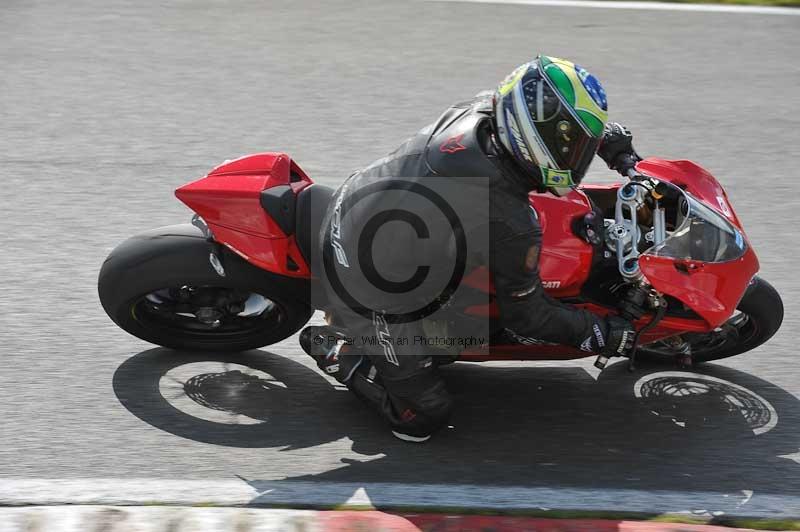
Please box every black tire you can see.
[638,276,783,364]
[99,224,314,352]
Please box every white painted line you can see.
[1,478,799,519]
[0,507,319,532]
[431,0,800,16]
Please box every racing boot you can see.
[300,326,363,384]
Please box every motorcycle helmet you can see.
[494,56,608,194]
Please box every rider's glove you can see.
[590,315,636,369]
[597,122,641,175]
[602,315,636,357]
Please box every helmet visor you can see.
[519,68,600,184]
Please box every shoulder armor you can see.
[425,94,501,179]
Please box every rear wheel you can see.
[99,224,314,352]
[124,285,310,351]
[638,276,783,364]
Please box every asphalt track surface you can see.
[1,0,799,519]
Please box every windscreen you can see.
[646,192,746,263]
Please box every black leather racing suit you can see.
[321,92,603,438]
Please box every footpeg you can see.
[676,351,693,368]
[672,340,693,368]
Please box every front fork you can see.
[593,282,678,371]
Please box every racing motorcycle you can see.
[98,153,783,368]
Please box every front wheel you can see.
[638,276,783,364]
[99,224,314,352]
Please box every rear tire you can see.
[638,276,783,364]
[99,224,314,352]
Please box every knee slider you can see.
[390,378,453,436]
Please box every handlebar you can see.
[616,152,640,179]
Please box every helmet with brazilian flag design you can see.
[494,56,608,194]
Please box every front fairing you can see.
[636,158,743,228]
[640,249,758,328]
[635,158,759,327]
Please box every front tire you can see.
[99,224,314,352]
[638,276,783,364]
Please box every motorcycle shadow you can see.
[113,348,368,450]
[113,349,800,500]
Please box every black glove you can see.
[572,208,603,246]
[591,315,636,357]
[597,122,641,175]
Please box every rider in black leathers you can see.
[301,56,640,442]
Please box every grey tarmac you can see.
[1,0,799,519]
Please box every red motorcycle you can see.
[99,153,782,366]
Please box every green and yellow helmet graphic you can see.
[498,63,527,98]
[493,56,609,190]
[539,55,608,137]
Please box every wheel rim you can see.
[131,286,286,341]
[643,311,760,360]
[688,312,756,355]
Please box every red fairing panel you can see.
[635,158,759,328]
[531,188,595,297]
[175,153,313,277]
[457,188,594,299]
[640,247,759,329]
[460,187,594,317]
[636,158,743,227]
